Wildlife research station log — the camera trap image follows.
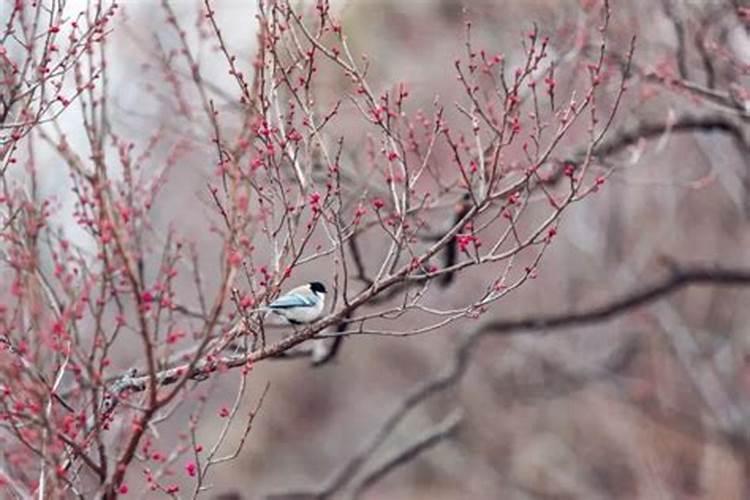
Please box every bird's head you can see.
[308,281,327,295]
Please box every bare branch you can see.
[350,411,463,500]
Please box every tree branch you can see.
[479,264,750,335]
[98,263,750,411]
[350,411,462,500]
[587,113,748,162]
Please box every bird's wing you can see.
[268,292,316,309]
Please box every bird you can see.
[263,281,327,325]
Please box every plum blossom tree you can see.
[9,0,748,498]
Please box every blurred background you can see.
[18,0,750,498]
